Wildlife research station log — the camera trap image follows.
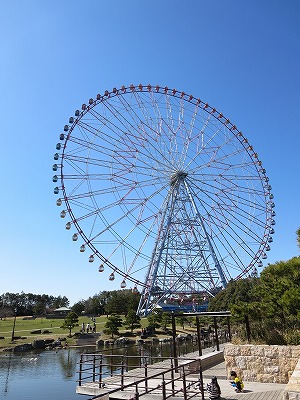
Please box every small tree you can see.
[124,309,141,333]
[61,311,79,337]
[161,312,172,331]
[147,309,163,332]
[103,314,123,338]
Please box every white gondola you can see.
[65,222,71,230]
[120,280,126,288]
[98,264,104,272]
[109,272,115,281]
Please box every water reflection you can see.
[57,349,77,378]
[0,347,91,400]
[3,353,12,395]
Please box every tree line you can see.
[209,256,300,345]
[0,292,69,317]
[0,289,140,318]
[71,289,140,316]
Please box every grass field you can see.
[0,315,173,350]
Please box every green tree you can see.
[208,257,300,344]
[84,295,99,315]
[72,300,86,316]
[61,311,79,337]
[124,309,141,333]
[52,295,69,308]
[106,290,140,315]
[98,291,112,315]
[147,309,163,332]
[254,258,300,322]
[103,314,123,338]
[161,312,172,331]
[209,276,259,312]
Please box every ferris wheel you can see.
[52,84,275,316]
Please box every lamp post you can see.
[11,308,17,341]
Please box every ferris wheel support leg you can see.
[184,181,227,288]
[137,189,178,316]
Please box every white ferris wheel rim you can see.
[53,84,275,291]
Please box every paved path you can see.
[201,360,286,400]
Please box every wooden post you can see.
[196,316,202,356]
[98,354,103,388]
[171,312,178,370]
[121,356,124,389]
[170,359,175,395]
[227,315,232,341]
[213,316,220,351]
[135,383,139,399]
[92,354,96,382]
[162,378,167,400]
[199,360,205,400]
[182,367,187,399]
[144,360,148,392]
[79,354,83,386]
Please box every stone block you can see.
[240,345,253,356]
[251,345,265,356]
[264,345,279,358]
[250,359,264,374]
[291,347,300,358]
[279,346,292,358]
[264,365,280,374]
[235,355,247,369]
[224,344,240,356]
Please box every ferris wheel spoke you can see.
[87,183,167,244]
[200,181,267,221]
[91,99,178,174]
[188,179,265,253]
[192,185,266,246]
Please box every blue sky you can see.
[1,1,299,306]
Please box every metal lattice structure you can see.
[52,84,275,316]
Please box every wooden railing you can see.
[77,353,206,399]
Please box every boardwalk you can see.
[77,347,287,400]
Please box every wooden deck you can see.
[76,349,287,400]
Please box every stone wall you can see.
[224,344,300,384]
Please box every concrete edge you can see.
[283,358,300,400]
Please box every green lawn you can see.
[0,314,166,349]
[0,314,198,350]
[0,315,108,349]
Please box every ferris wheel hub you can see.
[170,171,188,186]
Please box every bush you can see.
[284,330,300,345]
[264,329,286,345]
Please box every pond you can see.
[0,346,92,400]
[0,339,213,400]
